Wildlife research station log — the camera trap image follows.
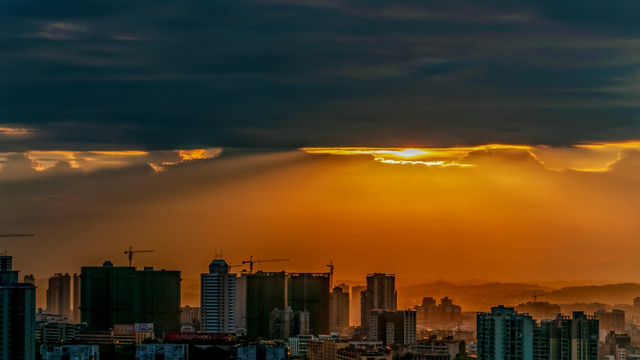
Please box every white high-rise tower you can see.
[200,258,236,333]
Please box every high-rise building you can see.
[80,261,181,337]
[72,273,80,323]
[288,272,330,336]
[46,273,71,318]
[200,258,236,333]
[24,274,35,284]
[361,273,396,333]
[477,305,534,360]
[547,312,598,360]
[369,309,416,346]
[594,309,624,340]
[350,285,365,327]
[0,254,36,360]
[415,296,462,329]
[269,306,309,339]
[330,286,349,334]
[245,271,287,339]
[234,273,247,334]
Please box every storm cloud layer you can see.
[1,0,639,151]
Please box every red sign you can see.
[163,332,235,342]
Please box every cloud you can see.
[0,0,637,149]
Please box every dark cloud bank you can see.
[1,0,638,151]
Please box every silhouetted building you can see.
[517,301,561,321]
[72,274,80,323]
[235,273,247,334]
[269,306,309,339]
[595,309,624,340]
[477,305,533,360]
[369,309,416,346]
[47,273,71,318]
[361,273,396,334]
[0,254,36,360]
[416,297,462,329]
[331,286,350,334]
[288,272,330,336]
[80,261,181,337]
[201,258,236,333]
[180,306,200,331]
[24,274,35,284]
[246,271,287,339]
[351,285,365,327]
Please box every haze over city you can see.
[0,1,639,359]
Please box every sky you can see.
[0,1,639,288]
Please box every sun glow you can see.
[301,145,533,168]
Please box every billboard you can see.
[113,324,135,335]
[135,323,154,333]
[163,332,235,343]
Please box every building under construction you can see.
[80,261,181,337]
[243,271,330,339]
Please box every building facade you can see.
[288,273,330,336]
[246,271,287,339]
[477,305,534,360]
[80,261,181,337]
[369,310,416,346]
[0,254,36,360]
[46,273,71,318]
[331,286,350,334]
[361,273,397,334]
[200,259,236,333]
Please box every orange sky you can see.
[0,143,639,293]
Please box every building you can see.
[361,273,397,334]
[517,301,561,322]
[369,310,416,346]
[47,273,71,318]
[307,339,350,360]
[80,261,181,337]
[331,286,350,334]
[40,345,100,360]
[35,309,76,344]
[288,334,316,357]
[350,286,365,327]
[415,297,462,330]
[595,309,625,340]
[477,305,534,360]
[415,336,462,359]
[246,271,288,339]
[288,273,330,336]
[236,273,248,334]
[237,342,287,360]
[136,344,187,360]
[0,254,36,360]
[547,312,598,360]
[73,273,80,323]
[24,274,35,284]
[201,258,236,333]
[269,307,309,339]
[180,305,200,331]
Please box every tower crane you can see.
[326,260,334,289]
[0,233,34,255]
[242,256,290,274]
[532,292,546,302]
[124,246,154,267]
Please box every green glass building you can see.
[287,273,330,336]
[80,261,180,337]
[245,271,287,339]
